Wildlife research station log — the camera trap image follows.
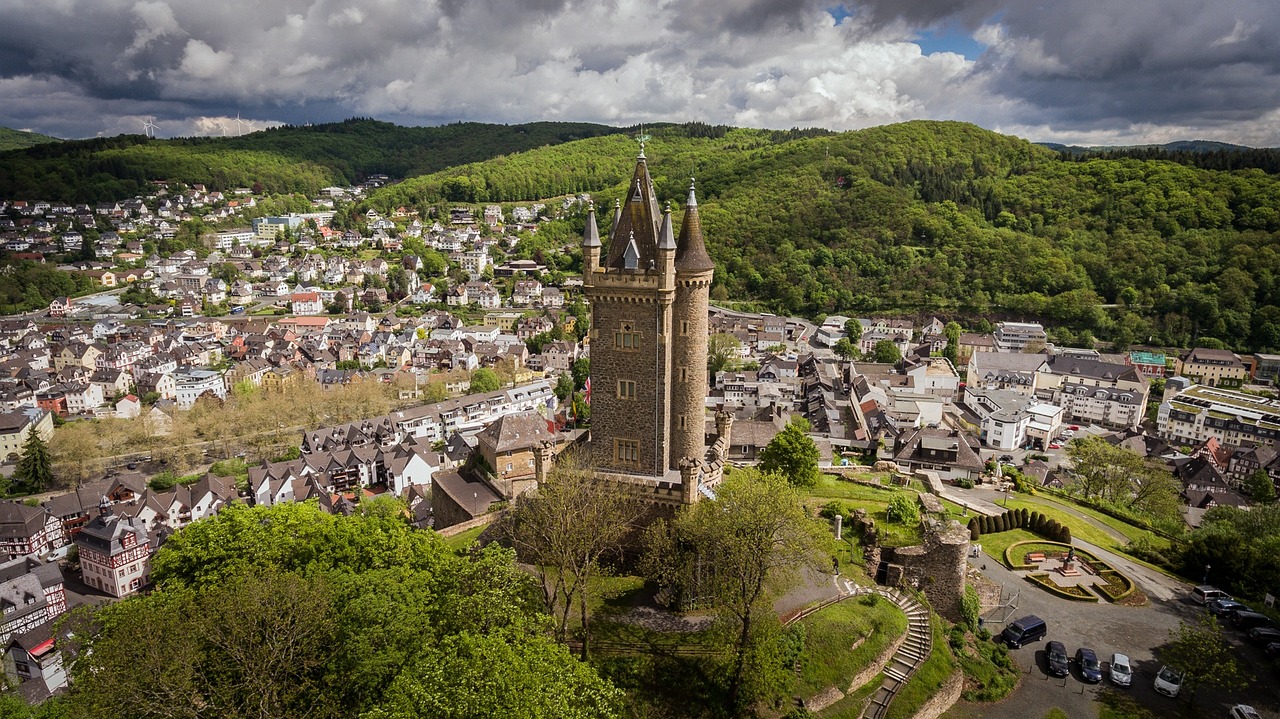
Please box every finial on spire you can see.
[686,177,698,208]
[636,124,650,159]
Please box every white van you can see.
[1192,585,1230,604]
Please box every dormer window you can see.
[623,231,640,270]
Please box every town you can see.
[0,163,1276,717]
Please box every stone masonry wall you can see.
[881,521,970,624]
[669,275,711,467]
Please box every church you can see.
[580,146,733,504]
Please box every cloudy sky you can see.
[2,0,1277,146]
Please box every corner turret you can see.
[582,201,601,280]
[675,178,715,274]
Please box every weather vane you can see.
[636,124,650,157]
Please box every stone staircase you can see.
[861,588,932,719]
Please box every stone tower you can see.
[582,148,714,489]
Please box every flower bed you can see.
[1094,570,1135,602]
[1025,573,1099,602]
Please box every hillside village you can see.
[1,174,1279,706]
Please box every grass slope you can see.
[0,126,61,152]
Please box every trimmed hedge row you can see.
[967,508,1072,544]
[1025,573,1099,602]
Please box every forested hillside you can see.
[370,121,1280,352]
[0,119,625,202]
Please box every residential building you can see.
[0,503,65,561]
[1159,383,1280,450]
[1038,355,1148,430]
[1126,349,1168,379]
[0,557,66,646]
[0,410,53,462]
[1176,348,1249,388]
[73,500,150,598]
[993,322,1046,352]
[891,428,984,482]
[966,352,1049,397]
[174,368,227,409]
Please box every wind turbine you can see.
[142,117,159,139]
[233,113,247,136]
[242,118,257,135]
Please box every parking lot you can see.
[944,555,1278,718]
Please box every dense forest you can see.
[369,121,1280,352]
[0,119,627,202]
[0,127,61,152]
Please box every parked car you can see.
[1229,706,1262,719]
[1001,615,1048,648]
[1154,665,1183,697]
[1046,641,1070,678]
[998,454,1015,463]
[1248,626,1280,645]
[1232,610,1276,631]
[1075,647,1102,683]
[1109,653,1132,687]
[1208,598,1247,618]
[1069,425,1080,430]
[1049,443,1062,449]
[1266,642,1280,659]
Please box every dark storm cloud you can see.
[0,0,1276,144]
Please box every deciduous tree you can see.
[759,417,821,488]
[1161,614,1249,706]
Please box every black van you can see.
[1232,610,1276,632]
[1001,615,1048,648]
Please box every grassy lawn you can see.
[976,528,1041,566]
[953,627,1018,702]
[807,474,976,548]
[808,473,897,501]
[442,524,486,552]
[885,612,956,719]
[1030,494,1173,550]
[796,593,909,698]
[997,498,1119,549]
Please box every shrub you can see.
[968,518,980,541]
[1019,508,1030,527]
[818,500,846,520]
[886,495,919,525]
[961,585,981,630]
[1030,512,1044,532]
[955,477,974,489]
[1007,509,1020,529]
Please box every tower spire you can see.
[582,201,600,248]
[675,177,714,272]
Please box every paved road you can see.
[944,554,1275,719]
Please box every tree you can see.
[943,321,961,364]
[571,357,590,391]
[870,339,902,364]
[843,318,862,340]
[553,372,574,403]
[758,417,821,488]
[833,337,858,360]
[1245,469,1277,504]
[508,451,639,658]
[1160,614,1249,706]
[707,333,742,375]
[642,470,826,713]
[469,368,501,393]
[12,426,53,493]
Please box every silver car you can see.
[1109,653,1131,687]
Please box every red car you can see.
[1069,425,1080,430]
[1049,443,1062,449]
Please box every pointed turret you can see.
[675,178,715,273]
[582,201,601,249]
[657,202,676,251]
[582,201,601,278]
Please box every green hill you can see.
[0,118,626,202]
[0,126,61,152]
[369,120,1280,352]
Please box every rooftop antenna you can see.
[142,116,159,139]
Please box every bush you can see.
[1019,508,1030,527]
[968,518,980,540]
[819,500,847,520]
[955,477,974,489]
[886,495,919,525]
[961,585,981,630]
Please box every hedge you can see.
[968,509,1071,544]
